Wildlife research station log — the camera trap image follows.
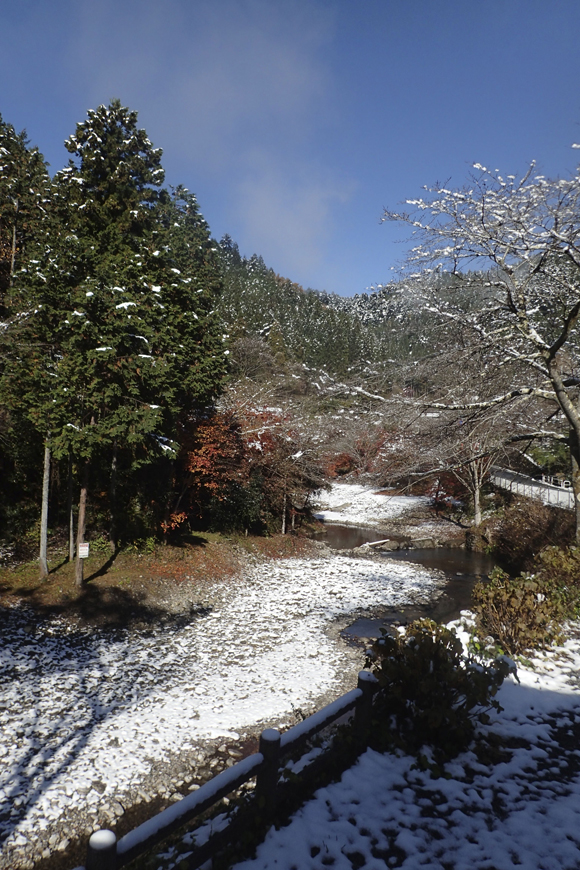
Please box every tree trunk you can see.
[39,436,50,579]
[109,440,118,552]
[75,462,89,588]
[570,428,580,544]
[464,459,483,527]
[547,365,580,542]
[67,453,75,562]
[163,459,175,546]
[281,490,287,535]
[473,483,482,527]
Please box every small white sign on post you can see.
[79,542,90,559]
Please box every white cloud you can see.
[64,0,353,283]
[69,0,333,170]
[234,151,353,280]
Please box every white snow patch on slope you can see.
[314,482,430,525]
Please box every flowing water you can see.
[314,524,497,640]
[315,524,389,550]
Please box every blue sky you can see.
[2,0,580,296]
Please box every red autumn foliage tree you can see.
[177,407,325,533]
[178,411,249,522]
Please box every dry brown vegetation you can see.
[0,532,320,627]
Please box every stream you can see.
[315,524,497,640]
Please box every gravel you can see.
[0,548,446,870]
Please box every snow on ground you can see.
[0,551,443,864]
[229,621,580,870]
[313,483,430,526]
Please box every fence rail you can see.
[490,466,575,510]
[85,670,379,870]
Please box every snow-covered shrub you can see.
[366,619,509,763]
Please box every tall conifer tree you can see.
[3,102,227,583]
[0,115,50,314]
[0,118,51,574]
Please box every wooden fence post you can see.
[75,681,374,870]
[355,670,378,746]
[256,728,281,808]
[86,829,117,870]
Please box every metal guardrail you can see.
[490,466,575,510]
[84,670,379,870]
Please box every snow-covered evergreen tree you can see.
[0,115,50,313]
[2,102,228,580]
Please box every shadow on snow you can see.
[0,595,212,849]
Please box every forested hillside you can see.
[216,241,470,381]
[217,236,381,376]
[2,101,579,572]
[1,101,413,570]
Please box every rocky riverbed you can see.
[0,501,449,870]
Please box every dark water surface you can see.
[314,524,389,550]
[315,524,497,640]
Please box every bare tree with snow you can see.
[383,151,580,538]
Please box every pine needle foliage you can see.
[0,115,50,312]
[0,102,228,544]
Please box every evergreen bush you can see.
[366,619,510,763]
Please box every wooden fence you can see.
[84,670,379,870]
[490,466,575,510]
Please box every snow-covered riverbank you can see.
[5,481,577,870]
[313,483,430,527]
[0,495,446,869]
